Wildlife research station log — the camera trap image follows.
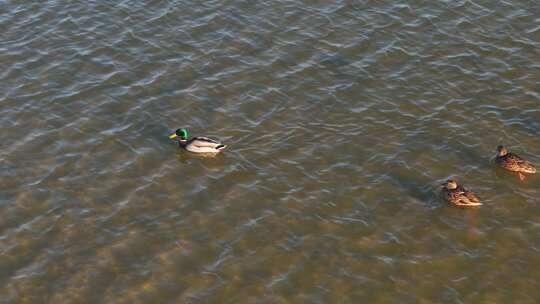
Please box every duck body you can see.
[169,128,226,154]
[180,136,226,153]
[495,145,536,180]
[441,180,482,207]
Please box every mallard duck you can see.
[169,128,226,154]
[495,145,536,181]
[441,179,482,207]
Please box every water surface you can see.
[1,0,540,303]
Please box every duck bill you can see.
[169,133,178,139]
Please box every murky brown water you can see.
[1,1,540,303]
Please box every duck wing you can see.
[447,187,482,206]
[498,153,536,173]
[462,188,481,205]
[187,137,227,152]
[190,137,222,148]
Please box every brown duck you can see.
[495,145,536,181]
[441,180,482,207]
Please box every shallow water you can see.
[1,0,540,303]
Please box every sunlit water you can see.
[1,1,540,303]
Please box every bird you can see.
[495,145,536,181]
[168,128,226,154]
[440,179,482,207]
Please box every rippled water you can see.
[1,1,540,302]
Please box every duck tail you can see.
[467,202,483,206]
[458,201,482,207]
[522,163,536,174]
[216,144,227,150]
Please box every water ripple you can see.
[1,0,540,302]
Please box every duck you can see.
[441,179,482,207]
[169,128,226,154]
[495,145,536,181]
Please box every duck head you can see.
[169,128,189,143]
[441,179,458,190]
[496,145,508,157]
